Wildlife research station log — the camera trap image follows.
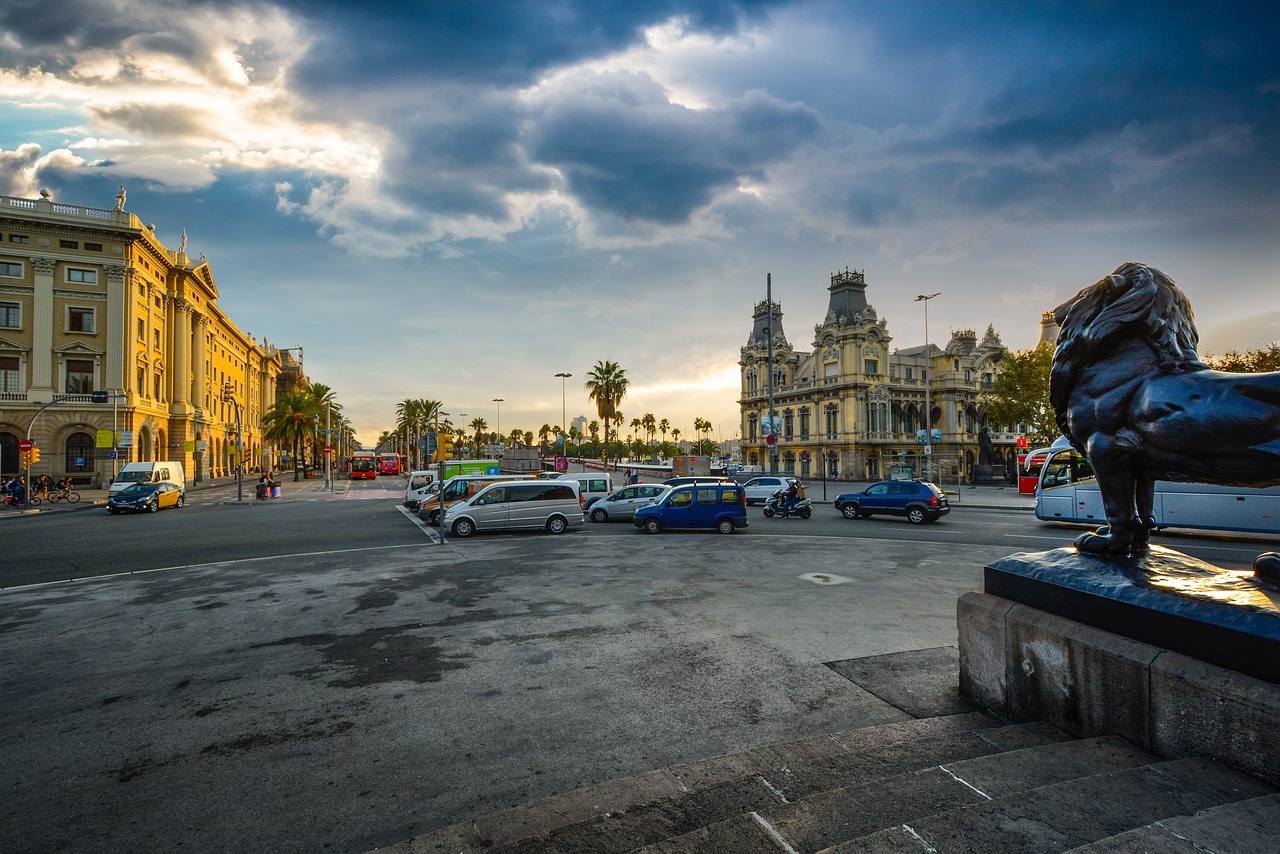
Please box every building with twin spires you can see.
[739,267,1023,483]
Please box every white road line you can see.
[0,542,435,593]
[397,505,441,543]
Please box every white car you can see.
[742,476,796,505]
[588,484,670,522]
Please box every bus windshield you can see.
[1040,451,1094,489]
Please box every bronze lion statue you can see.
[1049,261,1280,556]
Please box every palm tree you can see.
[509,427,524,447]
[658,418,670,447]
[523,430,534,447]
[641,413,656,450]
[584,360,629,466]
[538,423,552,454]
[469,417,488,456]
[263,389,321,481]
[671,427,681,451]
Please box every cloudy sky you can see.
[2,0,1278,446]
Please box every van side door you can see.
[470,485,510,530]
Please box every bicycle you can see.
[45,488,80,504]
[2,493,39,508]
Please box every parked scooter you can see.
[763,488,812,519]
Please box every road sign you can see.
[18,439,33,451]
[90,391,110,403]
[765,434,777,445]
[324,446,332,454]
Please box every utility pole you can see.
[916,292,941,482]
[766,273,778,475]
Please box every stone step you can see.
[1064,793,1280,854]
[368,711,1019,853]
[818,756,1276,854]
[747,735,1158,854]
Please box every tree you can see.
[469,417,488,456]
[1205,343,1280,373]
[538,423,552,453]
[641,413,657,449]
[584,360,629,464]
[658,418,670,448]
[979,343,1056,445]
[263,389,321,481]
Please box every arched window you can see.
[66,431,95,473]
[0,431,18,476]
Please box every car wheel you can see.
[546,515,568,534]
[841,504,860,519]
[177,494,185,507]
[108,508,119,515]
[427,510,440,526]
[590,508,608,523]
[147,500,158,513]
[716,518,735,535]
[907,507,926,524]
[643,518,662,534]
[452,518,475,538]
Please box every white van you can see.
[443,479,584,537]
[109,461,186,495]
[555,471,613,508]
[403,470,437,509]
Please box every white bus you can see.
[1031,436,1280,536]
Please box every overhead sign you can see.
[18,439,33,451]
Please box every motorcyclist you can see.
[780,479,800,516]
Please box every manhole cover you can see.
[798,572,853,585]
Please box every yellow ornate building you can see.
[739,268,1023,483]
[0,189,281,485]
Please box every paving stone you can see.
[637,813,789,854]
[1065,793,1280,854]
[942,735,1157,799]
[827,758,1272,854]
[488,776,781,854]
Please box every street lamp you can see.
[221,381,244,502]
[554,373,572,454]
[916,292,941,480]
[492,398,504,451]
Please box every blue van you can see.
[633,482,749,534]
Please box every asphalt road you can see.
[1,479,1273,853]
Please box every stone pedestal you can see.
[958,547,1280,786]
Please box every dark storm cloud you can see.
[282,0,787,92]
[524,74,821,223]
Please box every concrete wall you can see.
[958,591,1280,786]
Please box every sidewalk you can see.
[17,473,348,515]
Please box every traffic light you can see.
[438,435,455,461]
[19,450,31,468]
[29,446,40,465]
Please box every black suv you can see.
[834,480,950,524]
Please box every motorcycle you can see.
[762,488,811,519]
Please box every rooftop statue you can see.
[1049,262,1280,558]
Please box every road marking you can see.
[0,542,439,592]
[397,505,441,543]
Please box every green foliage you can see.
[1205,343,1280,373]
[584,361,629,451]
[979,343,1057,445]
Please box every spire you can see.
[827,266,869,322]
[749,300,788,348]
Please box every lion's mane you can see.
[1049,262,1206,446]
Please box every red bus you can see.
[378,453,404,476]
[351,450,378,480]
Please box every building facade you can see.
[739,267,1023,483]
[0,190,281,486]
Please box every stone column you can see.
[29,257,57,400]
[191,312,207,418]
[104,264,127,391]
[168,295,192,416]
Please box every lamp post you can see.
[554,372,571,454]
[221,382,244,502]
[492,398,503,452]
[916,292,941,480]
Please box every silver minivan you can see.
[588,483,670,522]
[555,471,613,508]
[443,479,584,538]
